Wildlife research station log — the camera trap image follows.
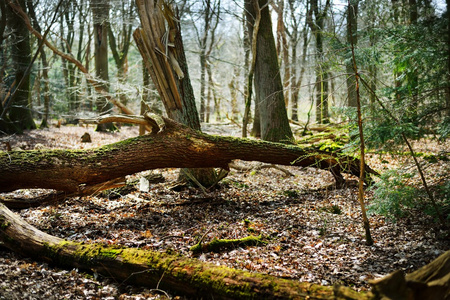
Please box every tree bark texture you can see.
[91,0,114,131]
[0,116,374,194]
[244,0,293,143]
[5,0,36,132]
[346,0,358,108]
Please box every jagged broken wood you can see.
[0,115,377,195]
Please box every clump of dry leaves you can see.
[1,124,448,299]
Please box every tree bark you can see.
[307,0,331,124]
[346,0,358,108]
[92,0,114,132]
[0,115,376,194]
[245,0,293,143]
[4,0,36,132]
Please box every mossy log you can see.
[190,235,267,254]
[0,116,376,194]
[0,203,368,299]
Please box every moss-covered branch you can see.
[190,235,267,254]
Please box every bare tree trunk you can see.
[348,11,373,245]
[245,0,293,143]
[108,0,134,107]
[5,0,36,132]
[447,0,450,117]
[27,1,50,128]
[92,0,115,132]
[346,0,358,108]
[307,0,331,124]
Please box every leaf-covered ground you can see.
[1,123,449,299]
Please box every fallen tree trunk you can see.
[0,202,367,299]
[0,116,376,193]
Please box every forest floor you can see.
[0,122,449,299]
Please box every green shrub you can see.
[369,170,450,223]
[368,169,417,221]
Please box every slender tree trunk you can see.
[28,1,50,128]
[242,8,252,137]
[408,0,419,123]
[228,67,240,122]
[92,0,114,132]
[308,0,331,124]
[346,0,358,108]
[447,0,450,117]
[349,11,373,245]
[291,21,309,122]
[200,47,207,122]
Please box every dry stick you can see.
[242,1,261,137]
[348,2,373,246]
[359,76,446,227]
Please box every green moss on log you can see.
[0,216,11,229]
[190,235,267,254]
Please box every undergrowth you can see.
[368,169,449,223]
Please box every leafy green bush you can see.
[368,169,417,221]
[369,170,450,222]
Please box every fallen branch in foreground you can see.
[1,202,448,299]
[190,235,267,254]
[0,202,365,299]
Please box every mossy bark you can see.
[190,235,267,254]
[0,117,375,193]
[0,202,368,299]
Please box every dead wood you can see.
[0,202,368,299]
[369,250,450,300]
[0,115,377,195]
[190,235,267,254]
[230,162,295,177]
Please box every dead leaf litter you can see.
[0,124,448,299]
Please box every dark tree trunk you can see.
[447,0,450,117]
[27,1,50,128]
[346,0,358,108]
[92,0,114,132]
[307,0,331,124]
[244,0,293,143]
[5,0,36,132]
